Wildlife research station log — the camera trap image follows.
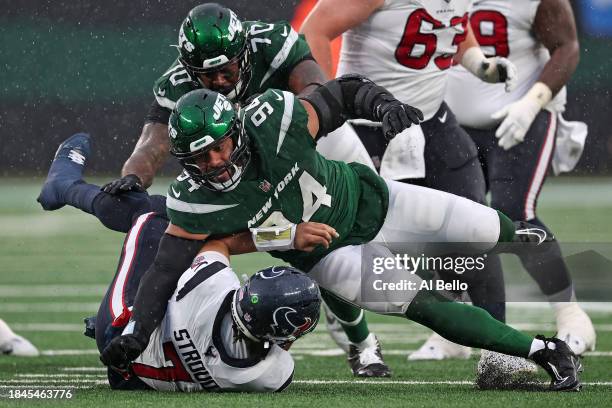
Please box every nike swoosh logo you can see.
[515,228,547,245]
[171,186,181,198]
[438,111,447,123]
[271,90,283,101]
[281,26,288,37]
[548,362,569,382]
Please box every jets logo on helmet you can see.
[178,25,195,53]
[168,123,178,139]
[213,93,233,120]
[227,11,242,41]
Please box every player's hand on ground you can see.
[101,174,145,195]
[294,222,339,252]
[100,334,146,370]
[480,57,518,92]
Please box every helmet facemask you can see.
[172,117,251,192]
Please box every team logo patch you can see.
[259,180,272,192]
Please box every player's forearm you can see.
[121,122,170,189]
[130,233,205,346]
[537,41,579,96]
[301,35,335,79]
[217,232,257,255]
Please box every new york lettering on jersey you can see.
[154,20,312,109]
[338,0,472,119]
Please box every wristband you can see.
[251,224,297,251]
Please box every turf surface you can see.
[1,177,611,407]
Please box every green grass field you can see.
[1,177,612,407]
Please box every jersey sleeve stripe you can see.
[155,94,177,110]
[166,195,239,214]
[259,28,299,87]
[276,91,295,154]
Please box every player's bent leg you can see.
[316,122,376,170]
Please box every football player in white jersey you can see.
[301,0,518,361]
[97,232,320,392]
[445,0,595,356]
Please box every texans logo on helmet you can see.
[257,266,286,280]
[270,306,314,338]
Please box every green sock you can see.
[406,290,532,357]
[321,289,370,344]
[497,210,515,242]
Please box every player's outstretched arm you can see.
[300,0,383,78]
[100,223,207,369]
[102,122,170,194]
[300,75,424,140]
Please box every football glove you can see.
[100,334,147,370]
[378,101,424,141]
[491,82,553,150]
[461,47,518,92]
[101,174,145,195]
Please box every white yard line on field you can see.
[0,285,107,297]
[2,303,100,312]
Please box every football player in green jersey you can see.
[101,81,583,391]
[100,2,383,377]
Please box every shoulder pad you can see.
[153,60,199,110]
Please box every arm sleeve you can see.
[130,233,204,345]
[144,99,172,125]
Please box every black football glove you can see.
[100,334,147,370]
[101,174,145,195]
[377,99,424,141]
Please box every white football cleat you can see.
[408,332,471,360]
[476,350,538,390]
[0,319,39,357]
[555,303,596,355]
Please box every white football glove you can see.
[461,47,518,92]
[491,82,553,150]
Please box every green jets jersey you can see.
[153,20,312,110]
[166,89,389,271]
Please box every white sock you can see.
[528,338,556,357]
[354,333,377,350]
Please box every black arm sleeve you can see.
[144,99,172,125]
[130,233,204,346]
[299,74,397,139]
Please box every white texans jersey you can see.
[128,251,294,392]
[446,0,566,129]
[337,0,473,120]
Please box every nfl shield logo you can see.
[259,180,272,192]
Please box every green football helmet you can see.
[177,3,252,101]
[168,89,250,192]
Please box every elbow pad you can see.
[300,74,395,139]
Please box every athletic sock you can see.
[321,290,370,344]
[497,210,515,242]
[405,290,532,358]
[64,181,102,214]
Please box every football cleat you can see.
[348,334,391,377]
[322,303,351,354]
[408,332,471,361]
[0,319,39,357]
[37,133,91,211]
[555,303,596,355]
[83,316,97,340]
[530,335,583,391]
[476,350,538,390]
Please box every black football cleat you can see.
[347,334,392,378]
[530,335,583,391]
[83,316,96,340]
[37,132,91,211]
